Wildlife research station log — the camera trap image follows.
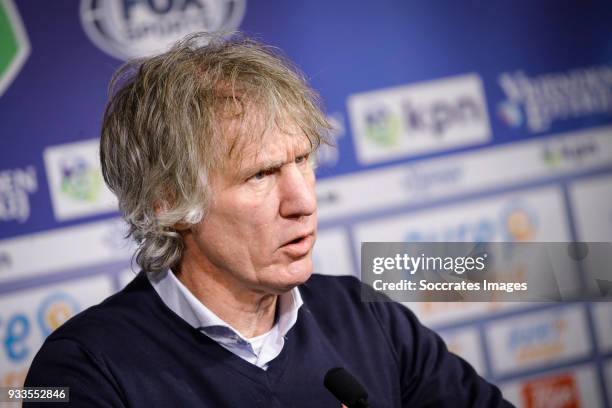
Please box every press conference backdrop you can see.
[1,0,612,406]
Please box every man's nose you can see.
[278,165,316,219]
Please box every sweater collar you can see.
[147,269,303,368]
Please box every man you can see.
[25,33,512,407]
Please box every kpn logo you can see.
[541,137,599,169]
[0,0,30,97]
[348,74,491,164]
[80,0,247,60]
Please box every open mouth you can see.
[280,233,314,257]
[287,236,305,245]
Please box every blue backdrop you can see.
[1,1,611,405]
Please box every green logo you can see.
[364,108,401,147]
[60,162,102,202]
[542,147,562,167]
[0,0,29,97]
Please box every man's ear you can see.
[173,222,191,231]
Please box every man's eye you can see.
[250,168,275,181]
[295,154,309,164]
[252,171,266,180]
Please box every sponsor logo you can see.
[44,139,118,221]
[497,66,612,133]
[363,106,401,147]
[541,138,600,168]
[521,373,579,408]
[0,291,80,386]
[0,0,30,97]
[0,277,113,387]
[80,0,247,60]
[59,156,103,202]
[36,293,81,337]
[501,202,538,242]
[0,291,80,365]
[402,163,463,192]
[507,316,567,363]
[348,74,491,164]
[404,200,537,243]
[0,166,37,223]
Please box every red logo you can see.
[522,373,580,408]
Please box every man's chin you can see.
[269,260,313,293]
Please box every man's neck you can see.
[174,246,278,339]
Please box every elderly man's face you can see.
[188,120,317,294]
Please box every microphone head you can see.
[324,367,369,408]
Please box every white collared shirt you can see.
[148,270,303,370]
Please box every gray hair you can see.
[100,32,330,273]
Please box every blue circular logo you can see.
[80,0,247,60]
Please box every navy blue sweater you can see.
[25,273,512,407]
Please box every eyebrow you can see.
[238,147,313,180]
[241,160,284,178]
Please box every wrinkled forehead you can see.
[218,103,313,172]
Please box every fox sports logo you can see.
[80,0,246,60]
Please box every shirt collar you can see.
[148,269,303,339]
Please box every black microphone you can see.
[324,367,370,408]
